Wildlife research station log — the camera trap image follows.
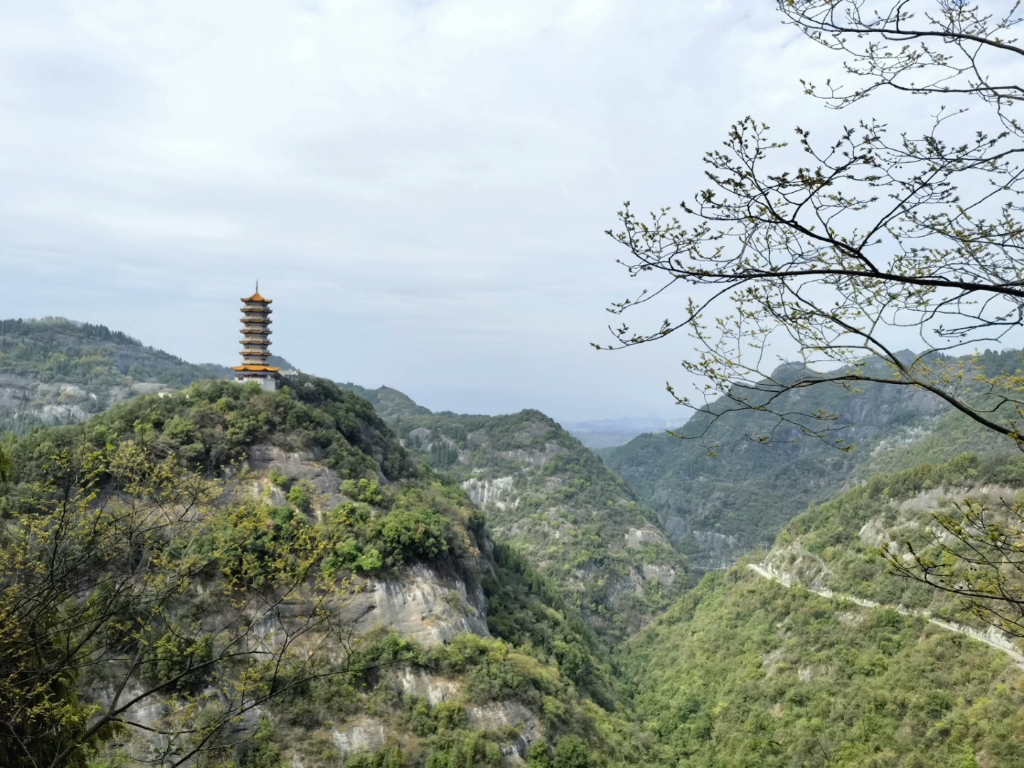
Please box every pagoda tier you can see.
[233,289,281,387]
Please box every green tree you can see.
[0,440,358,768]
[553,736,591,768]
[603,0,1024,653]
[0,441,12,484]
[603,0,1024,449]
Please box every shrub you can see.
[140,631,213,692]
[553,737,592,768]
[341,478,386,506]
[378,505,452,565]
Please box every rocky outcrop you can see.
[331,716,388,755]
[467,702,542,761]
[624,526,670,550]
[395,669,462,705]
[641,564,677,586]
[462,476,518,510]
[0,374,174,428]
[343,564,490,648]
[247,443,350,510]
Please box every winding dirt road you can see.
[747,563,1024,670]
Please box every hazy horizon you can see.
[2,1,847,422]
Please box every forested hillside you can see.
[0,317,234,432]
[341,384,689,641]
[620,447,1024,767]
[602,353,1024,569]
[8,316,1024,767]
[624,570,1024,767]
[1,376,656,768]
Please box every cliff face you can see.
[602,367,954,569]
[620,451,1024,767]
[341,386,691,641]
[3,377,643,768]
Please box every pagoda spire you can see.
[232,286,280,390]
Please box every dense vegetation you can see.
[602,354,1023,569]
[7,319,1024,766]
[0,375,650,768]
[341,384,689,640]
[770,450,1024,627]
[5,375,415,486]
[0,317,230,388]
[624,570,1024,767]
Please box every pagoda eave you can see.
[232,365,281,373]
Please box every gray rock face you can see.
[0,373,170,429]
[624,526,670,550]
[641,564,677,586]
[342,564,490,648]
[395,668,462,705]
[467,702,542,761]
[246,444,352,514]
[331,716,388,755]
[462,476,518,510]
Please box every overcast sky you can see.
[0,0,847,421]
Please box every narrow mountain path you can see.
[747,563,1024,669]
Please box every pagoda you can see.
[232,285,281,390]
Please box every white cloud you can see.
[0,0,849,420]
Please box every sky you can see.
[0,0,847,421]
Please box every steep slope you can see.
[624,570,1024,767]
[0,317,236,432]
[760,450,1024,626]
[3,376,657,768]
[342,384,689,641]
[600,354,1024,569]
[621,451,1024,767]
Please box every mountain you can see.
[620,449,1024,767]
[340,384,690,641]
[0,316,687,643]
[0,317,232,432]
[2,375,659,768]
[8,314,1024,766]
[601,354,1024,569]
[561,417,687,450]
[0,317,302,435]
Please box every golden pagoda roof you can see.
[232,365,281,372]
[242,292,272,303]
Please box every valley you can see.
[3,318,1024,767]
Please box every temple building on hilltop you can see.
[232,286,281,391]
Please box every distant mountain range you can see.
[6,315,1024,766]
[0,317,687,640]
[561,416,688,449]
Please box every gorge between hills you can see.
[3,317,1024,768]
